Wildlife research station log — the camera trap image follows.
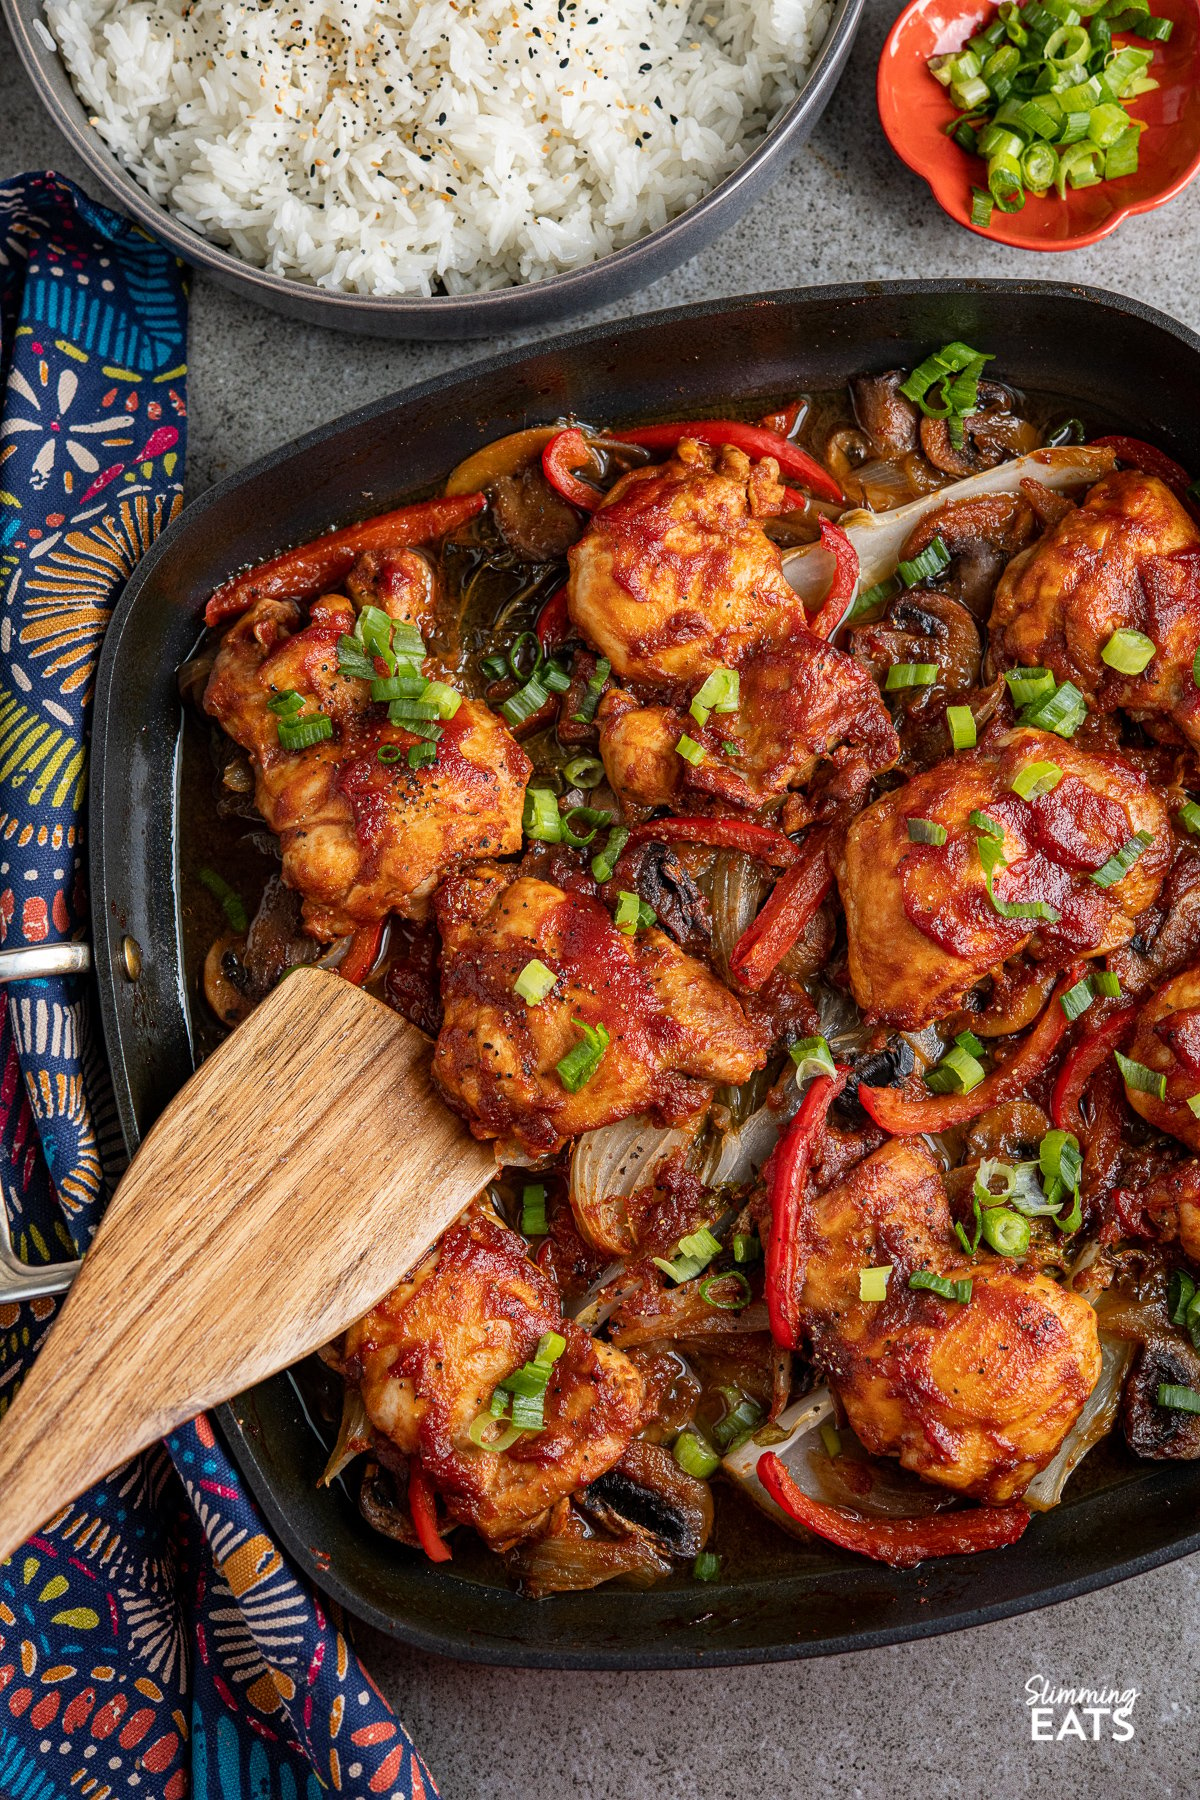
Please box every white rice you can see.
[44,0,831,296]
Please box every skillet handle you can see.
[0,942,91,1302]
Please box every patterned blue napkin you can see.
[0,172,436,1800]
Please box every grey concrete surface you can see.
[6,0,1200,1793]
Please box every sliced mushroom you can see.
[919,381,1039,478]
[850,370,922,456]
[577,1438,713,1557]
[506,1497,673,1596]
[203,933,253,1029]
[899,489,1039,619]
[1123,1339,1200,1459]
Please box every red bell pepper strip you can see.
[859,966,1084,1135]
[1089,436,1192,500]
[407,1463,452,1563]
[338,921,384,987]
[758,399,805,438]
[205,493,486,626]
[757,1452,1031,1569]
[611,420,845,505]
[535,583,571,652]
[808,519,860,641]
[542,429,603,512]
[729,824,834,991]
[763,1069,846,1349]
[1050,1002,1138,1135]
[625,816,799,867]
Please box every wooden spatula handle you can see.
[0,967,494,1558]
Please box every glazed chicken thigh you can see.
[566,438,800,687]
[838,726,1170,1027]
[432,866,768,1157]
[345,1207,644,1547]
[796,1140,1102,1501]
[989,471,1200,749]
[1122,964,1200,1152]
[204,583,530,936]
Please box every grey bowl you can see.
[3,0,864,340]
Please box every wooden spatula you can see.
[0,965,495,1559]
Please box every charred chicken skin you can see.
[203,573,530,937]
[989,471,1200,749]
[345,1207,644,1547]
[1122,965,1200,1152]
[432,866,768,1158]
[838,725,1170,1027]
[797,1140,1102,1500]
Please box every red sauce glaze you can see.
[1155,1006,1200,1076]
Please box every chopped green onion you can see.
[614,890,655,934]
[590,824,629,883]
[956,1029,984,1057]
[693,1552,721,1581]
[563,754,604,790]
[523,787,563,842]
[1010,760,1063,799]
[1168,1268,1197,1327]
[897,537,952,588]
[673,1430,720,1480]
[859,1265,892,1303]
[1101,627,1156,674]
[700,1271,752,1311]
[556,1019,610,1092]
[712,1394,764,1452]
[506,632,542,682]
[675,733,705,766]
[371,672,426,703]
[970,186,995,227]
[338,636,377,680]
[1094,969,1121,998]
[819,1422,843,1460]
[514,958,557,1006]
[198,867,248,934]
[388,621,426,660]
[947,704,977,750]
[500,670,551,727]
[980,1207,1031,1257]
[376,743,405,764]
[480,651,510,682]
[521,1184,549,1235]
[907,817,948,846]
[468,1413,524,1453]
[541,659,572,696]
[653,1225,724,1285]
[1005,666,1057,708]
[1157,1383,1200,1414]
[851,576,899,618]
[1040,1127,1083,1196]
[1178,801,1200,835]
[1114,1050,1167,1100]
[1188,1095,1200,1119]
[267,689,304,716]
[408,741,437,771]
[690,666,740,726]
[423,680,462,720]
[386,696,440,722]
[559,805,609,849]
[970,809,1005,838]
[1060,976,1097,1021]
[909,1270,973,1304]
[1022,678,1087,738]
[789,1034,836,1083]
[885,662,939,690]
[1090,829,1153,888]
[571,657,611,724]
[732,1232,761,1264]
[925,1043,986,1094]
[277,713,333,751]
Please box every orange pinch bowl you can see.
[878,0,1200,250]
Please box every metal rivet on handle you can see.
[121,935,143,982]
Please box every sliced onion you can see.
[853,457,919,512]
[563,1260,636,1329]
[711,852,768,985]
[1024,1331,1132,1512]
[723,1390,948,1529]
[609,1279,770,1348]
[703,1102,780,1188]
[782,445,1118,603]
[506,1509,672,1596]
[569,1116,700,1255]
[319,1386,372,1488]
